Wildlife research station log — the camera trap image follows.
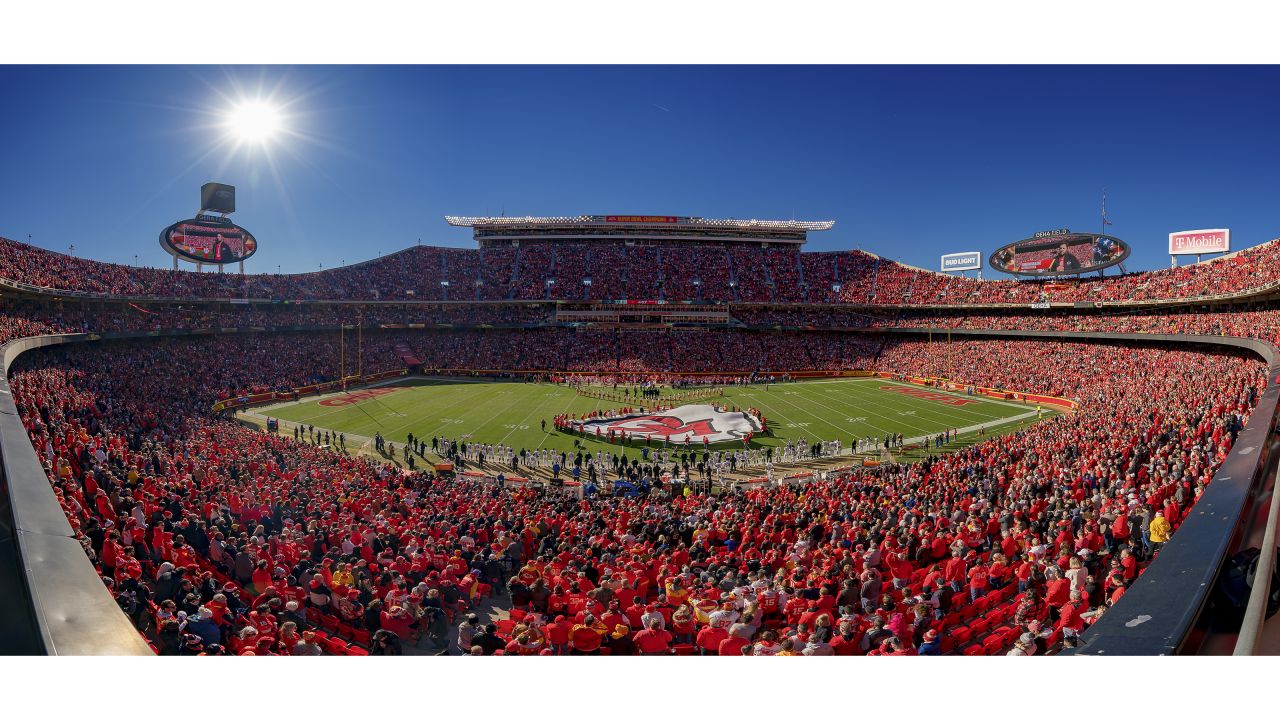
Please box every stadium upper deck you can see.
[2,224,1279,306]
[445,215,833,247]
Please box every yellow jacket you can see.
[1148,515,1172,544]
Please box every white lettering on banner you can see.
[1033,228,1071,239]
[940,251,982,272]
[1169,229,1230,255]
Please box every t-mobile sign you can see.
[1169,229,1230,255]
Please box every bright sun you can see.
[227,101,282,143]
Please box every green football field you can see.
[257,377,1048,464]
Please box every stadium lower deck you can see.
[3,231,1280,657]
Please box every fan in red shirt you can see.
[544,615,573,655]
[967,563,990,602]
[696,624,729,655]
[718,632,751,656]
[570,615,607,655]
[380,605,415,639]
[632,619,673,655]
[943,551,968,590]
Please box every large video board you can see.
[160,215,258,264]
[990,232,1129,277]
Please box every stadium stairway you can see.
[507,245,522,300]
[761,247,778,303]
[795,252,806,289]
[438,252,449,300]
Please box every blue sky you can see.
[0,65,1277,275]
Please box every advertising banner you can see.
[1169,229,1230,255]
[940,251,982,272]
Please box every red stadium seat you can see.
[320,637,349,655]
[982,634,1006,655]
[968,617,993,638]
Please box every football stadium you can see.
[2,61,1280,668]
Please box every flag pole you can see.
[1100,189,1116,276]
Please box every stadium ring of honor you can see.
[989,231,1130,277]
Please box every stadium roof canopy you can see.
[445,215,834,246]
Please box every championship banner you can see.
[572,403,762,443]
[1169,229,1230,255]
[604,215,679,223]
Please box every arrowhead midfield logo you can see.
[574,404,762,443]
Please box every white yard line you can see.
[819,381,1014,426]
[497,392,562,446]
[899,409,1041,448]
[875,378,1061,413]
[798,377,1058,414]
[741,383,1044,459]
[762,385,937,437]
[536,392,587,450]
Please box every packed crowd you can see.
[6,327,1264,656]
[732,303,1280,347]
[883,306,1280,345]
[12,299,1280,358]
[0,300,554,345]
[11,300,1280,387]
[6,233,1280,305]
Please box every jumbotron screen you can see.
[160,216,258,264]
[990,232,1128,277]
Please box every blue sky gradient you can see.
[1,65,1277,274]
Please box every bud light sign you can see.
[940,251,982,272]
